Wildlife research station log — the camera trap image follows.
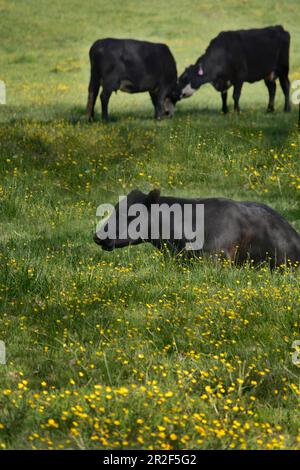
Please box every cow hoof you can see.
[266,107,274,113]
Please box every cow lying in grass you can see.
[94,189,300,269]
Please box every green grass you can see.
[0,0,300,450]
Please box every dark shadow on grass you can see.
[258,112,297,148]
[0,104,155,126]
[1,102,298,132]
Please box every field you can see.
[0,0,300,450]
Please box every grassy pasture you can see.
[0,0,300,450]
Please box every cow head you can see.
[164,97,176,117]
[94,189,161,251]
[178,60,208,99]
[164,83,182,116]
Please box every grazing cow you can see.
[178,26,291,113]
[87,38,179,121]
[94,189,300,269]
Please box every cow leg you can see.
[221,91,228,114]
[156,97,166,119]
[150,91,165,119]
[233,82,243,112]
[100,88,112,121]
[264,79,276,112]
[279,74,291,112]
[87,77,100,122]
[149,92,159,118]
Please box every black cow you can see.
[94,189,300,269]
[178,26,291,113]
[87,38,179,121]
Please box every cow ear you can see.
[129,189,144,198]
[198,65,204,76]
[146,188,160,207]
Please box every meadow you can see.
[0,0,300,450]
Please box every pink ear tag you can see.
[198,66,204,76]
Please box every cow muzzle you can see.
[164,98,175,117]
[180,83,197,99]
